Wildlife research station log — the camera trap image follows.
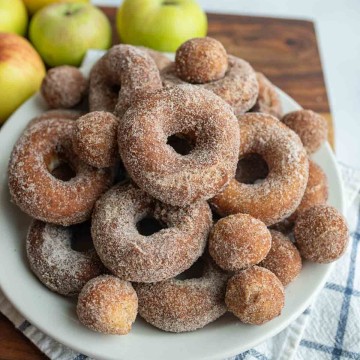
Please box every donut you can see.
[118,85,240,207]
[136,257,228,332]
[91,183,212,283]
[281,110,328,154]
[137,46,171,70]
[27,109,83,129]
[225,266,285,325]
[73,111,119,168]
[250,72,282,118]
[8,118,113,226]
[26,220,105,296]
[89,45,162,116]
[271,160,328,232]
[211,113,309,226]
[209,213,271,271]
[260,230,302,286]
[294,205,349,263]
[161,38,258,115]
[41,66,88,109]
[175,37,228,84]
[77,275,138,335]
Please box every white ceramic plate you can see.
[0,53,344,360]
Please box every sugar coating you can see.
[225,266,285,325]
[73,111,119,168]
[136,46,171,70]
[272,159,329,231]
[211,112,309,226]
[27,109,83,129]
[27,220,105,296]
[118,85,240,207]
[294,204,349,263]
[8,118,113,226]
[77,275,138,335]
[41,66,88,109]
[250,72,283,119]
[91,183,213,283]
[162,54,258,115]
[89,44,162,116]
[175,37,229,84]
[260,230,302,286]
[136,257,228,333]
[209,213,271,271]
[282,110,328,154]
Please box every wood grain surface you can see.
[0,9,333,360]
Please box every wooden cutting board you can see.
[0,10,333,360]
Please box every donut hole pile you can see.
[7,38,349,336]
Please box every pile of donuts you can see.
[8,37,349,335]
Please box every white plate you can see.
[0,53,344,360]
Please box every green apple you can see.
[0,33,45,123]
[29,2,111,67]
[0,0,28,36]
[23,0,89,16]
[116,0,207,52]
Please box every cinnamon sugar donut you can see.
[73,111,119,168]
[27,109,83,129]
[41,66,88,109]
[282,110,328,154]
[27,220,105,296]
[89,45,162,116]
[209,213,271,271]
[250,72,282,118]
[211,113,309,226]
[118,85,240,207]
[294,205,349,263]
[91,183,212,283]
[77,275,138,335]
[260,230,302,286]
[137,46,171,70]
[162,38,258,115]
[136,257,227,332]
[8,118,113,226]
[175,37,228,84]
[225,266,285,325]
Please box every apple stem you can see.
[162,1,179,5]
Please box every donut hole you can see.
[175,258,206,280]
[110,83,121,94]
[136,216,167,236]
[235,154,269,184]
[46,153,76,181]
[167,133,194,155]
[70,221,95,252]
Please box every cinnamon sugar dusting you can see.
[118,85,240,207]
[91,183,212,282]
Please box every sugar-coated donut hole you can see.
[45,151,76,182]
[175,257,206,280]
[70,220,95,252]
[175,37,229,84]
[136,216,167,236]
[166,133,195,155]
[235,153,269,184]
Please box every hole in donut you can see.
[70,221,94,252]
[175,258,206,280]
[110,84,121,94]
[136,216,167,236]
[235,154,269,184]
[167,134,194,155]
[46,153,76,181]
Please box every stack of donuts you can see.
[8,37,349,335]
